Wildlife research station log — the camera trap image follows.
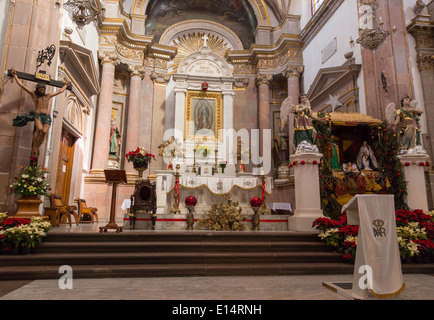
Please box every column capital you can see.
[150,71,170,84]
[256,73,273,86]
[416,53,434,71]
[128,65,146,79]
[282,64,304,78]
[98,50,121,66]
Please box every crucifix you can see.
[8,67,72,163]
[202,34,209,47]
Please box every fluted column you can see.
[91,51,120,171]
[283,65,304,155]
[125,65,145,173]
[256,73,273,173]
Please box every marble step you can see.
[0,262,357,280]
[1,251,345,267]
[1,263,432,281]
[43,231,320,243]
[34,240,332,253]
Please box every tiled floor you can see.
[0,274,433,300]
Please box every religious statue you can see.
[414,0,428,15]
[342,161,360,174]
[293,94,318,153]
[274,133,289,162]
[326,136,341,170]
[10,68,70,159]
[109,120,121,156]
[357,141,378,170]
[385,96,426,154]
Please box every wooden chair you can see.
[43,206,59,227]
[49,194,79,226]
[75,198,98,223]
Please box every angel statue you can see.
[385,96,426,154]
[357,141,378,170]
[292,93,318,153]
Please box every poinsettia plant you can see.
[125,147,156,165]
[313,209,434,263]
[10,165,51,197]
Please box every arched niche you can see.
[172,44,235,144]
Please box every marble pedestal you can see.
[288,153,324,231]
[398,154,430,211]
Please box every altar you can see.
[155,170,273,215]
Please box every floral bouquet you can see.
[219,161,228,169]
[10,166,51,197]
[125,147,156,166]
[196,144,212,158]
[158,137,183,161]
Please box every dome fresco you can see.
[144,0,257,49]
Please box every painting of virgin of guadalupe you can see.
[193,99,214,132]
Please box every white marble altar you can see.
[155,170,272,214]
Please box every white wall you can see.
[0,0,10,56]
[301,0,366,114]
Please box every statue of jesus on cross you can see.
[10,67,71,160]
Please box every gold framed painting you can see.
[184,90,223,141]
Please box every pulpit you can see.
[99,169,127,233]
[342,194,405,299]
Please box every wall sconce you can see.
[63,0,101,29]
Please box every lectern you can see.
[99,169,127,233]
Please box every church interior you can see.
[0,1,434,296]
[0,0,433,227]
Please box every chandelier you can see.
[63,0,100,29]
[356,26,390,51]
[356,0,395,51]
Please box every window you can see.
[312,0,326,15]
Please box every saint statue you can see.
[357,141,378,170]
[10,68,70,159]
[326,136,341,170]
[293,93,317,150]
[109,120,121,156]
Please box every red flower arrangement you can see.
[125,147,156,165]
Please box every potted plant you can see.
[10,165,51,216]
[125,147,156,178]
[219,161,228,174]
[0,215,51,254]
[196,144,211,158]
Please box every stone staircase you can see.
[0,231,432,280]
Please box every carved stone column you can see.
[149,72,170,176]
[125,65,145,174]
[91,51,120,171]
[256,73,273,173]
[283,64,304,155]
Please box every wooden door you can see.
[55,130,76,204]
